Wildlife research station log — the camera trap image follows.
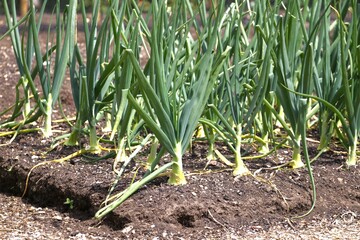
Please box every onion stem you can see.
[168,142,187,185]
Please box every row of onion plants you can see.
[0,0,358,218]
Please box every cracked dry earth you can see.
[1,14,360,240]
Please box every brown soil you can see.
[1,15,360,239]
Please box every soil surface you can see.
[1,14,360,240]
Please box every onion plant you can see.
[312,0,341,150]
[66,0,129,152]
[297,0,359,166]
[108,0,147,166]
[95,0,231,218]
[270,0,327,168]
[249,1,281,155]
[329,0,359,166]
[66,0,105,152]
[200,1,264,176]
[128,0,230,185]
[1,0,77,138]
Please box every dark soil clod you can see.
[177,213,195,228]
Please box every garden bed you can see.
[0,129,360,239]
[1,4,360,239]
